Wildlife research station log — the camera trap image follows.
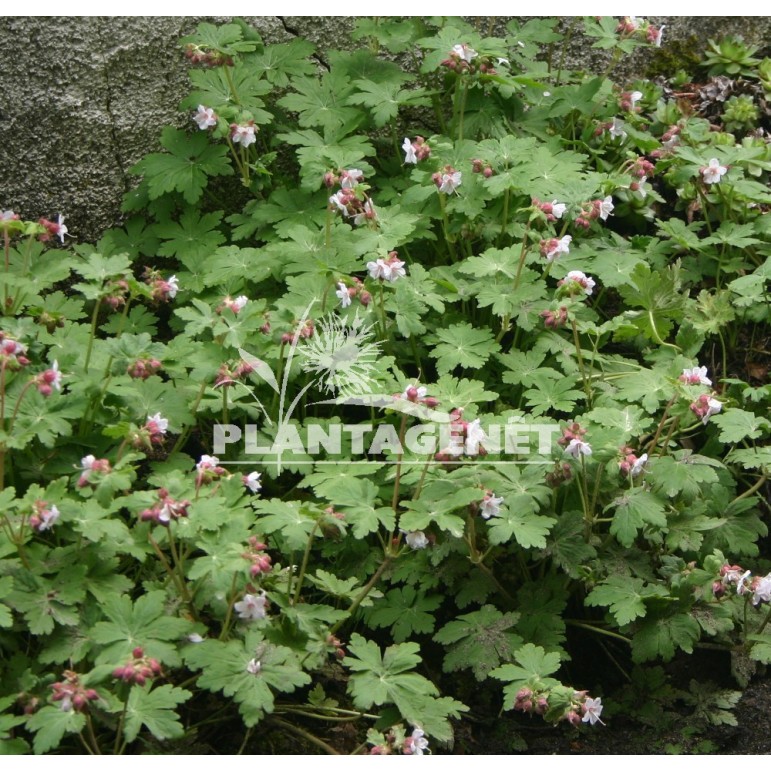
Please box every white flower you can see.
[193,105,217,130]
[653,25,665,47]
[231,124,256,147]
[599,196,614,221]
[50,360,62,391]
[452,43,477,63]
[244,471,262,493]
[702,158,727,185]
[329,190,348,214]
[197,455,219,472]
[402,138,417,165]
[681,366,712,386]
[38,504,60,531]
[630,90,643,108]
[335,282,352,308]
[340,169,364,189]
[232,295,248,312]
[0,210,17,221]
[702,397,722,425]
[480,492,504,520]
[582,697,604,726]
[167,275,179,299]
[631,453,648,477]
[187,633,205,643]
[438,171,462,195]
[353,199,377,226]
[408,727,430,755]
[55,214,68,244]
[405,531,429,550]
[608,118,627,140]
[633,176,648,199]
[565,438,592,458]
[628,16,641,30]
[565,270,596,296]
[551,201,567,219]
[367,257,406,282]
[234,592,267,621]
[147,413,168,433]
[752,573,771,606]
[496,57,510,66]
[465,418,487,454]
[81,455,96,471]
[736,569,753,596]
[246,658,262,675]
[545,235,572,263]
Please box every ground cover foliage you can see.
[1,16,770,755]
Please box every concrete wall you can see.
[1,16,769,243]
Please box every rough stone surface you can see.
[1,16,769,243]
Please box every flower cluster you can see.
[144,268,179,303]
[714,563,771,606]
[77,455,112,488]
[533,198,567,222]
[0,333,30,369]
[184,43,233,67]
[441,43,498,76]
[559,422,592,459]
[50,671,100,713]
[132,412,169,449]
[615,17,664,47]
[369,726,430,755]
[328,169,378,226]
[196,454,227,487]
[214,359,254,388]
[689,393,722,425]
[241,536,272,577]
[540,306,569,330]
[104,278,130,310]
[280,318,315,344]
[432,166,462,195]
[367,251,407,282]
[216,295,249,315]
[112,647,163,686]
[397,383,439,409]
[127,356,163,380]
[574,196,614,229]
[619,90,643,112]
[435,409,487,461]
[336,277,372,308]
[539,235,572,262]
[326,634,346,660]
[618,448,648,478]
[679,365,712,386]
[545,461,573,488]
[557,270,596,298]
[139,488,190,526]
[402,136,430,164]
[34,360,62,396]
[471,158,494,178]
[29,500,60,532]
[38,214,68,244]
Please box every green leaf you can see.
[185,630,310,727]
[347,80,430,127]
[429,323,499,374]
[344,634,467,743]
[367,586,441,642]
[608,488,667,547]
[27,706,85,754]
[632,613,701,662]
[89,590,192,666]
[434,605,522,681]
[130,127,233,204]
[154,209,226,261]
[710,408,770,444]
[650,452,722,499]
[586,576,668,625]
[278,71,359,132]
[123,685,191,743]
